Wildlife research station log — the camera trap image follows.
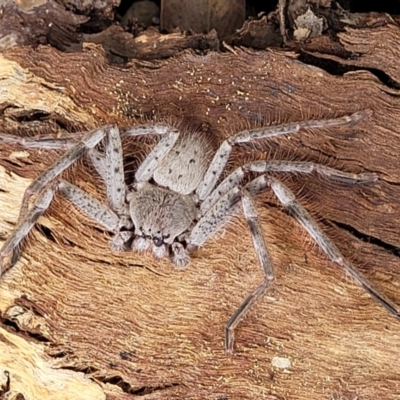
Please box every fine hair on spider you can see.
[0,109,399,353]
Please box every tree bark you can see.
[1,25,400,400]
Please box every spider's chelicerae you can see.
[1,109,399,352]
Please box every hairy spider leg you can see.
[196,110,372,202]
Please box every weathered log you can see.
[1,25,400,399]
[0,0,219,61]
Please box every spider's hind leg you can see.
[267,176,400,318]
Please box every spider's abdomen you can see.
[129,183,196,243]
[153,133,212,195]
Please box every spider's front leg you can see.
[196,109,372,202]
[188,186,275,353]
[225,188,275,353]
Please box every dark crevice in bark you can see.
[58,367,180,396]
[59,365,100,374]
[348,0,400,13]
[98,375,180,396]
[0,319,52,343]
[37,224,57,243]
[333,220,400,258]
[298,52,400,90]
[0,370,12,398]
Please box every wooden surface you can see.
[1,25,400,399]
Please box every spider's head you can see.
[132,228,190,269]
[132,227,171,258]
[128,184,196,260]
[152,234,170,247]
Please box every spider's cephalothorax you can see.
[1,110,399,352]
[128,183,197,264]
[125,131,212,267]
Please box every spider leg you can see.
[188,186,274,352]
[103,124,126,214]
[196,110,372,201]
[87,148,108,183]
[1,125,125,270]
[15,125,113,224]
[267,176,400,317]
[1,125,128,215]
[190,171,398,351]
[59,180,133,251]
[188,187,241,249]
[0,132,82,150]
[225,188,274,353]
[84,127,128,215]
[0,177,129,274]
[0,183,57,276]
[231,109,372,144]
[201,160,378,213]
[121,123,180,184]
[88,148,131,227]
[58,180,120,231]
[196,140,233,201]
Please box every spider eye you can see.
[153,236,163,247]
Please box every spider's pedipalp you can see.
[170,242,190,268]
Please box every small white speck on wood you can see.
[271,356,291,369]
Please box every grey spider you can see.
[1,109,399,353]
